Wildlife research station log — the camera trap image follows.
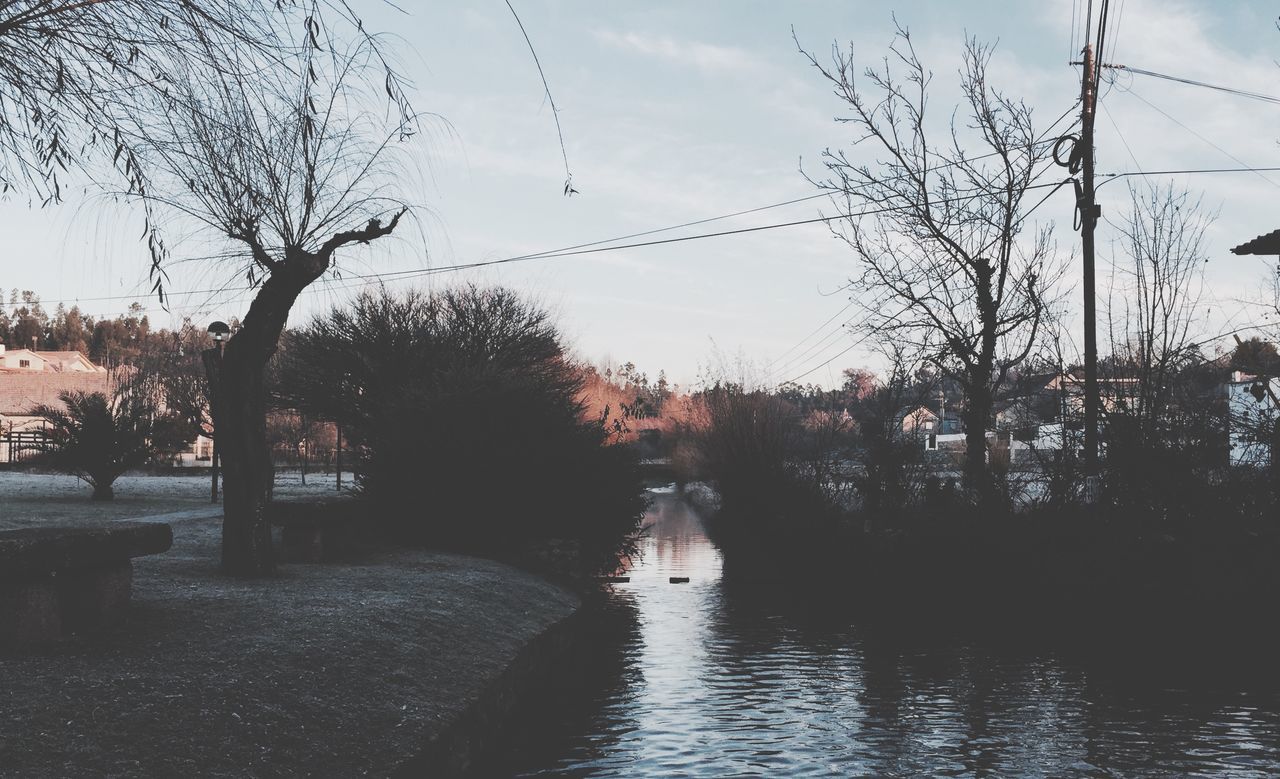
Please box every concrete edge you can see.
[396,601,590,778]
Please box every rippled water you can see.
[502,491,1280,777]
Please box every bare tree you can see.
[130,21,414,575]
[1103,184,1213,431]
[801,26,1065,497]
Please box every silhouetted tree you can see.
[802,26,1065,501]
[122,9,416,575]
[1104,184,1213,432]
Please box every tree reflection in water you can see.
[501,492,1280,777]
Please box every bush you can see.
[679,385,849,555]
[28,384,180,500]
[273,286,646,574]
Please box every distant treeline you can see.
[0,289,223,369]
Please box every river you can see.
[499,488,1280,777]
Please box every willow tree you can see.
[0,1,294,204]
[803,27,1064,498]
[132,21,415,575]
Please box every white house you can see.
[1227,371,1279,467]
[0,346,105,373]
[0,345,113,463]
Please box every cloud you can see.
[592,29,755,74]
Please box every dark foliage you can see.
[28,384,181,500]
[1232,337,1280,377]
[273,287,646,575]
[678,384,851,559]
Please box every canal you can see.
[500,487,1280,776]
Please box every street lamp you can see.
[206,321,230,502]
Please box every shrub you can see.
[679,385,849,555]
[29,384,179,500]
[273,286,646,574]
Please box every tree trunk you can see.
[1272,418,1280,504]
[207,262,324,577]
[91,482,115,501]
[965,265,999,509]
[962,384,993,502]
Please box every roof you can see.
[894,404,940,425]
[33,351,103,372]
[1231,229,1280,255]
[0,349,105,373]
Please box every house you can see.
[0,347,104,373]
[895,389,963,452]
[1227,370,1279,467]
[0,344,113,462]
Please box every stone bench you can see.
[0,523,173,645]
[271,500,362,563]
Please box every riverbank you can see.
[0,511,580,777]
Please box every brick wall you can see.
[0,371,112,416]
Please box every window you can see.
[926,433,938,451]
[18,359,30,368]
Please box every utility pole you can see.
[335,423,342,492]
[1079,42,1102,489]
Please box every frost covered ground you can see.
[0,468,581,776]
[0,470,345,531]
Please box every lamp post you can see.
[206,321,230,503]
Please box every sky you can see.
[2,0,1279,389]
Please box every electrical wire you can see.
[1108,0,1126,66]
[764,107,1083,381]
[1117,86,1280,190]
[1099,100,1143,175]
[1069,0,1078,60]
[768,310,858,380]
[778,328,878,386]
[49,104,1085,316]
[55,163,1280,325]
[1109,64,1280,107]
[764,298,857,371]
[1093,0,1111,98]
[50,179,1074,316]
[777,175,1075,386]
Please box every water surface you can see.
[504,490,1280,777]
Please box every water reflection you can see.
[507,491,1280,777]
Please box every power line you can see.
[1099,100,1142,174]
[768,309,859,380]
[777,173,1075,386]
[50,107,1086,314]
[1095,165,1280,190]
[778,329,877,387]
[1117,85,1280,190]
[1107,64,1280,106]
[111,179,1077,313]
[764,298,857,371]
[51,163,1280,321]
[762,108,1083,382]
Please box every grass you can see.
[0,468,583,775]
[0,469,348,531]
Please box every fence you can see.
[0,430,52,464]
